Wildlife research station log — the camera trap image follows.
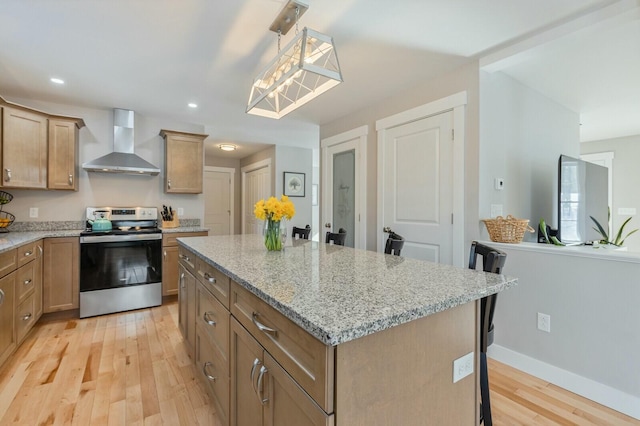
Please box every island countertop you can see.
[178,234,518,346]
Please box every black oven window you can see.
[80,240,162,292]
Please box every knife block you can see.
[161,214,179,229]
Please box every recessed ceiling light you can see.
[188,103,198,108]
[50,77,65,84]
[219,144,237,152]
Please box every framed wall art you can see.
[283,172,305,197]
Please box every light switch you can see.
[618,207,636,216]
[490,204,503,218]
[29,207,38,218]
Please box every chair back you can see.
[384,232,405,256]
[469,241,507,353]
[292,225,311,240]
[326,229,346,246]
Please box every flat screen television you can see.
[557,155,609,244]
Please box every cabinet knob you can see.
[4,169,11,182]
[24,279,32,285]
[22,313,32,321]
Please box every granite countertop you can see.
[161,226,208,234]
[0,229,84,254]
[178,234,518,346]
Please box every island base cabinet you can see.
[178,263,196,359]
[0,272,16,367]
[334,302,477,426]
[196,323,230,426]
[230,318,333,426]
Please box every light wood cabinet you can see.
[48,119,79,191]
[43,237,79,313]
[160,129,208,194]
[162,232,207,296]
[0,96,84,191]
[0,271,17,367]
[1,106,48,189]
[178,262,197,359]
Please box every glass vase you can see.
[264,219,283,251]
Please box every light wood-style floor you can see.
[1,301,638,425]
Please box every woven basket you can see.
[482,215,535,243]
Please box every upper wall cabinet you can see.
[160,129,208,194]
[0,96,84,191]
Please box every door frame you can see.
[321,125,368,249]
[204,166,235,235]
[241,158,272,234]
[376,91,467,266]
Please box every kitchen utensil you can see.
[87,210,112,231]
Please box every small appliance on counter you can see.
[0,191,15,232]
[79,207,162,318]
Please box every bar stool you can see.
[384,232,405,256]
[292,225,311,240]
[468,241,507,426]
[325,228,346,246]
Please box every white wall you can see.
[479,71,580,241]
[581,134,640,253]
[488,242,640,419]
[4,96,205,223]
[275,146,313,238]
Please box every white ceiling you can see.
[0,0,628,155]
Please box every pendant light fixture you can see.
[246,0,343,119]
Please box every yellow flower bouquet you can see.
[254,195,295,251]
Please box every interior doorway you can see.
[241,159,271,234]
[204,166,234,235]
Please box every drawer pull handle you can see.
[250,358,261,397]
[168,179,171,190]
[180,272,185,288]
[203,272,216,283]
[24,279,32,285]
[69,174,73,186]
[24,251,33,257]
[5,169,11,182]
[202,361,216,382]
[179,254,191,262]
[0,289,4,305]
[22,313,32,321]
[257,365,269,404]
[203,311,216,326]
[252,313,278,337]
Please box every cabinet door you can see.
[230,318,264,426]
[34,242,43,319]
[48,119,78,190]
[196,324,230,426]
[263,353,333,426]
[43,238,79,312]
[178,263,196,358]
[0,272,16,366]
[162,130,206,194]
[163,245,179,296]
[2,106,48,189]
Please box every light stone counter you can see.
[179,234,518,346]
[0,230,83,254]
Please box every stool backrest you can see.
[326,229,346,246]
[384,232,405,256]
[292,225,311,240]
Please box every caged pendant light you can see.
[246,0,343,119]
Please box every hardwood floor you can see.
[0,302,221,425]
[1,301,638,425]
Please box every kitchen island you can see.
[178,235,518,425]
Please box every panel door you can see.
[43,238,79,312]
[163,245,179,296]
[243,166,271,235]
[205,169,232,235]
[165,132,204,193]
[230,318,264,426]
[381,111,453,263]
[48,119,78,190]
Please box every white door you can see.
[243,163,271,234]
[381,111,453,263]
[204,167,234,235]
[321,126,367,249]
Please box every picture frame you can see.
[283,172,305,197]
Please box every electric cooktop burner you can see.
[83,206,160,235]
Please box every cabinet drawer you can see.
[163,231,207,247]
[16,292,36,343]
[0,249,17,278]
[178,246,197,276]
[231,282,334,413]
[17,242,37,268]
[196,283,230,366]
[196,257,230,308]
[196,324,229,426]
[16,260,36,303]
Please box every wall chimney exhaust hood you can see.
[82,109,161,175]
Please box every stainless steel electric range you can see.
[79,207,162,318]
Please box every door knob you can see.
[325,222,331,228]
[383,227,392,233]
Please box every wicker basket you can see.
[482,215,535,243]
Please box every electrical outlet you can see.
[29,207,39,218]
[537,312,551,333]
[453,351,474,383]
[177,207,184,216]
[490,204,503,218]
[494,178,505,190]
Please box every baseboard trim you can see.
[488,344,640,420]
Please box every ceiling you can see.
[0,0,629,156]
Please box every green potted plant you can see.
[590,208,638,247]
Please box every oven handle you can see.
[80,233,162,243]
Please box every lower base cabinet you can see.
[0,272,17,366]
[178,263,196,359]
[43,237,78,313]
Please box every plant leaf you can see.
[539,218,550,244]
[590,215,609,241]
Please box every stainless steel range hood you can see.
[82,109,161,176]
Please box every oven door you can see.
[80,234,162,292]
